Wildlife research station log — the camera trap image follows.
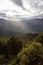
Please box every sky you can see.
[0,0,43,20]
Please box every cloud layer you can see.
[0,0,43,20]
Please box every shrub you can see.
[17,42,43,65]
[7,36,22,55]
[35,33,43,46]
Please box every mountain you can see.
[22,18,43,33]
[0,18,25,32]
[0,18,43,37]
[0,18,25,37]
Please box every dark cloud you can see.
[12,0,22,6]
[0,13,6,17]
[11,0,26,10]
[11,0,43,14]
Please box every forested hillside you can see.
[0,33,43,65]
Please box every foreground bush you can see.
[17,42,43,65]
[35,33,43,46]
[7,36,22,55]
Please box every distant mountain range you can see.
[0,18,25,37]
[22,18,43,33]
[0,18,25,32]
[0,18,43,37]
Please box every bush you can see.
[17,42,43,65]
[35,33,43,46]
[7,36,22,55]
[0,37,7,54]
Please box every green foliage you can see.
[0,33,43,65]
[8,56,17,65]
[0,37,7,44]
[17,42,43,65]
[7,36,22,55]
[0,36,22,55]
[0,55,5,61]
[35,33,43,45]
[24,41,32,48]
[0,37,7,54]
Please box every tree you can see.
[35,33,43,46]
[17,42,43,65]
[0,37,7,54]
[7,36,22,55]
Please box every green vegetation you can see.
[0,55,5,60]
[17,42,43,65]
[0,33,43,65]
[35,33,43,45]
[8,56,17,65]
[7,36,22,55]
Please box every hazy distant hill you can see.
[0,18,22,32]
[22,18,43,33]
[0,18,24,37]
[0,18,43,37]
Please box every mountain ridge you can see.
[0,18,43,37]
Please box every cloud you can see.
[0,12,6,17]
[0,0,19,11]
[0,0,43,20]
[11,0,43,15]
[11,0,26,10]
[11,0,22,7]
